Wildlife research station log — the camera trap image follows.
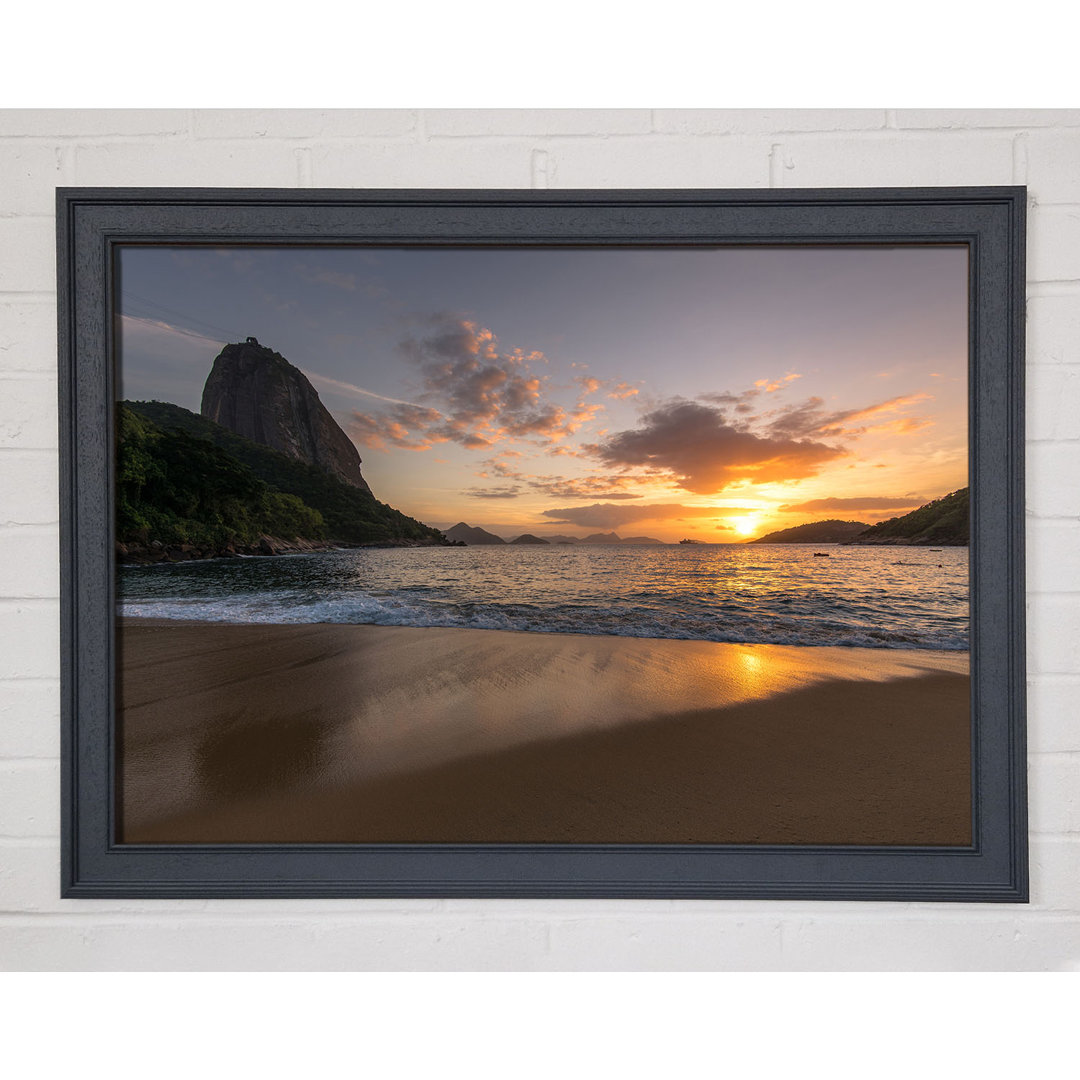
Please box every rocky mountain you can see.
[748,520,871,544]
[201,338,372,494]
[848,488,969,546]
[443,522,508,545]
[509,534,550,545]
[118,401,445,562]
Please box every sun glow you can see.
[732,517,759,536]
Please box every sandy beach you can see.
[117,618,971,845]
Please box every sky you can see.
[117,244,968,542]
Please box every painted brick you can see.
[0,526,58,598]
[1027,677,1080,754]
[1027,365,1080,443]
[1026,594,1080,674]
[772,133,1015,188]
[0,376,56,449]
[778,916,1080,970]
[0,916,552,971]
[0,144,72,216]
[1029,754,1080,834]
[545,136,772,188]
[307,140,533,188]
[0,762,59,838]
[1029,837,1080,911]
[0,219,57,293]
[74,141,302,189]
[1027,441,1080,519]
[1027,292,1080,366]
[1024,129,1080,204]
[193,109,417,140]
[654,109,887,135]
[0,679,60,758]
[426,110,652,137]
[1028,519,1080,594]
[0,601,59,680]
[0,110,189,138]
[1029,206,1080,283]
[545,914,784,970]
[0,299,58,372]
[895,110,1080,130]
[0,451,59,525]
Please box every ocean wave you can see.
[119,593,969,651]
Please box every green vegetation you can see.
[852,488,969,546]
[748,520,871,544]
[117,405,325,551]
[118,401,445,553]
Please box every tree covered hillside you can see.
[118,401,445,559]
[748,520,871,544]
[851,488,969,546]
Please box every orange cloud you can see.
[592,400,847,495]
[781,495,927,513]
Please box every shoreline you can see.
[118,618,971,845]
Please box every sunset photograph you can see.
[114,243,971,846]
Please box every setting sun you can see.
[733,517,759,537]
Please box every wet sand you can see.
[118,618,972,845]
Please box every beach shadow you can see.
[193,708,334,802]
[132,670,973,847]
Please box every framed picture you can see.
[58,187,1026,899]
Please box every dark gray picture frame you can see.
[58,187,1027,900]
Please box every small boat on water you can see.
[813,552,831,557]
[678,538,703,545]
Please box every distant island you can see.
[747,489,969,546]
[443,523,507,545]
[443,525,666,546]
[117,340,446,563]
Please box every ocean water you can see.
[118,543,969,650]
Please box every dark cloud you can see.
[591,400,847,495]
[541,502,751,529]
[766,393,932,440]
[528,480,643,500]
[348,315,603,452]
[478,456,644,501]
[782,495,928,512]
[465,486,522,499]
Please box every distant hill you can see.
[748,520,871,544]
[444,522,507,545]
[848,488,969,546]
[578,532,665,545]
[509,534,549,545]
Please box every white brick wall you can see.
[1,108,1078,971]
